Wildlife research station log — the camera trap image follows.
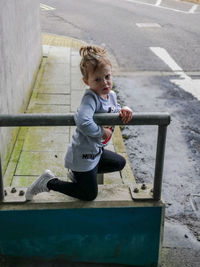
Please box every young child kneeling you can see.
[26,45,133,201]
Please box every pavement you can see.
[2,33,200,266]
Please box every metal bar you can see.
[153,125,167,201]
[0,113,170,203]
[95,113,170,126]
[97,173,104,185]
[0,114,75,127]
[0,155,4,201]
[0,113,170,127]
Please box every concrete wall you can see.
[0,0,42,170]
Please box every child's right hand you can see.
[102,127,112,141]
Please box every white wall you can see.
[0,0,42,169]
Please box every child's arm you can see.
[74,94,103,138]
[102,127,112,140]
[119,106,133,124]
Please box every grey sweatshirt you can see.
[65,89,121,171]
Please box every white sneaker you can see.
[25,170,55,200]
[67,170,76,183]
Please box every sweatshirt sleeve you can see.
[74,94,103,138]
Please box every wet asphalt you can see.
[114,74,200,242]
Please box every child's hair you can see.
[79,45,112,80]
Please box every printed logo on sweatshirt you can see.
[108,106,116,113]
[82,148,102,160]
[82,154,96,160]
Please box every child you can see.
[26,45,133,201]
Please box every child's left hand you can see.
[119,106,133,124]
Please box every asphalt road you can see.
[40,0,200,260]
[41,0,200,72]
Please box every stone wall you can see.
[0,0,42,171]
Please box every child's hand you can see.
[119,106,133,124]
[102,127,112,140]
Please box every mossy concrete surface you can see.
[3,35,135,190]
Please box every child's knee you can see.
[84,188,98,201]
[119,156,126,170]
[85,193,97,201]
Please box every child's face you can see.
[83,64,112,99]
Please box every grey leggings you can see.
[47,149,126,201]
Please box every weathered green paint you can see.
[0,206,163,266]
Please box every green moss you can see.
[3,128,28,186]
[2,56,43,178]
[2,127,20,175]
[122,134,129,140]
[12,176,36,187]
[16,151,66,178]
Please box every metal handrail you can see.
[0,112,170,202]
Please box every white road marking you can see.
[124,0,197,14]
[189,4,198,14]
[40,3,55,11]
[136,23,161,28]
[150,47,200,100]
[155,0,162,7]
[150,47,187,78]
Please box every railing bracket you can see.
[2,187,27,203]
[129,184,154,200]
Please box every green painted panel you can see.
[0,207,162,266]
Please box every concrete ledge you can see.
[1,184,163,211]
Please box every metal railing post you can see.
[153,125,167,201]
[97,173,104,184]
[0,113,170,203]
[0,154,4,202]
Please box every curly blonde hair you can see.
[79,45,112,80]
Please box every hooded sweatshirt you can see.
[65,89,121,171]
